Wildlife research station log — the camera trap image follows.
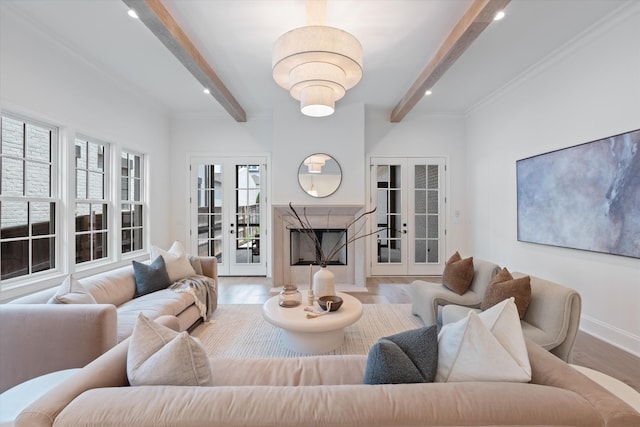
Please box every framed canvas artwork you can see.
[516,128,640,259]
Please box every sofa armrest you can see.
[0,304,117,393]
[527,339,640,427]
[199,256,218,282]
[410,281,481,325]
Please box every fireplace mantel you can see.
[273,204,364,217]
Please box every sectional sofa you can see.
[15,325,640,426]
[0,254,218,394]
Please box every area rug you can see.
[191,303,423,358]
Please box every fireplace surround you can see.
[272,205,366,287]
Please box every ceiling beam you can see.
[390,0,511,122]
[123,0,247,122]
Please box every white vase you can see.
[313,266,336,298]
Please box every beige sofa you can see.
[0,256,217,393]
[411,258,582,362]
[16,329,640,427]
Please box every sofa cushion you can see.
[48,275,97,304]
[442,252,474,295]
[363,325,438,384]
[481,268,531,319]
[436,298,531,383]
[116,289,196,342]
[127,314,212,387]
[132,256,172,298]
[151,241,196,283]
[79,265,137,306]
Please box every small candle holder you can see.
[279,283,302,308]
[307,289,315,306]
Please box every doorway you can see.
[190,156,267,276]
[370,157,446,276]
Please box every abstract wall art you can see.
[516,128,640,259]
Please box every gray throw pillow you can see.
[132,256,172,297]
[363,325,438,384]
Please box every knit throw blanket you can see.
[170,275,218,321]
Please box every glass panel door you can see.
[191,157,266,276]
[407,158,445,275]
[371,159,407,275]
[370,157,445,276]
[195,163,223,262]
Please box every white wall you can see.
[466,6,640,355]
[366,109,469,259]
[168,114,272,245]
[1,7,171,297]
[273,102,366,206]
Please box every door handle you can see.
[230,230,235,234]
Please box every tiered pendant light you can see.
[272,0,363,117]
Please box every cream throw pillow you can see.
[150,240,196,283]
[127,314,213,386]
[435,298,531,383]
[48,275,96,304]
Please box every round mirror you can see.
[298,153,342,198]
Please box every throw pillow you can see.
[48,275,97,304]
[127,313,213,386]
[151,240,196,283]
[132,256,172,297]
[442,251,474,295]
[481,268,532,319]
[363,325,438,384]
[436,298,531,383]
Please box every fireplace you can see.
[272,204,366,287]
[290,228,347,266]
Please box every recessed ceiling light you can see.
[127,9,139,19]
[494,10,505,21]
[203,88,211,95]
[425,90,433,96]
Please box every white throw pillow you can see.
[127,314,213,386]
[150,240,196,283]
[48,275,97,304]
[435,297,531,383]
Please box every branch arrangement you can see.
[287,203,386,267]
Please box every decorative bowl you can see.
[318,295,343,312]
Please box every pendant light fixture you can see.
[272,0,363,117]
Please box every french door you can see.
[190,156,267,276]
[370,157,446,276]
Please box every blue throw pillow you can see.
[132,256,172,297]
[363,325,438,384]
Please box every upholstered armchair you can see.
[410,258,501,326]
[411,255,582,362]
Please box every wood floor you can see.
[217,276,640,393]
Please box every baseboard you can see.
[580,315,640,358]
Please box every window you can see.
[1,114,58,280]
[75,137,108,264]
[121,151,143,254]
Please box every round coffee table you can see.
[262,291,363,354]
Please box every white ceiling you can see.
[3,0,630,120]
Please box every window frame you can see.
[0,112,60,283]
[120,149,145,255]
[74,135,110,265]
